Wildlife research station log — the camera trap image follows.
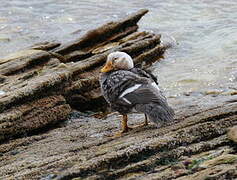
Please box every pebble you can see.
[227,126,237,143]
[204,89,223,96]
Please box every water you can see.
[0,0,237,96]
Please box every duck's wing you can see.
[130,68,158,85]
[120,83,166,107]
[102,70,149,102]
[120,83,175,123]
[100,70,149,112]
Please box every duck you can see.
[100,51,174,136]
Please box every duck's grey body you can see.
[100,67,174,125]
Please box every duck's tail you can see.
[147,104,175,126]
[136,103,175,127]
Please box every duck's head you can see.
[100,51,134,73]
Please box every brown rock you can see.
[227,126,237,143]
[0,95,71,141]
[0,96,236,179]
[200,154,237,168]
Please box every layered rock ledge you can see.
[0,9,167,141]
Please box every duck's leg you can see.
[121,114,131,132]
[113,115,132,137]
[121,114,148,131]
[144,114,148,126]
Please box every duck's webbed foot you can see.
[112,114,149,138]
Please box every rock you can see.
[0,95,236,179]
[204,89,224,97]
[199,154,237,168]
[177,165,237,180]
[0,95,71,141]
[0,49,49,67]
[0,75,7,83]
[227,126,237,143]
[222,89,237,95]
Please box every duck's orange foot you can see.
[112,126,133,138]
[131,122,149,129]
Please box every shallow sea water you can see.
[0,0,237,96]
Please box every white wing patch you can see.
[119,84,142,98]
[151,82,160,91]
[122,97,131,104]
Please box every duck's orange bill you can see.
[100,62,113,73]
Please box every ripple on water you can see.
[0,0,236,95]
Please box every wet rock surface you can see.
[0,94,236,179]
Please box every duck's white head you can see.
[100,51,134,73]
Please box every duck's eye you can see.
[112,57,117,62]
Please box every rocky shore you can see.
[0,9,237,180]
